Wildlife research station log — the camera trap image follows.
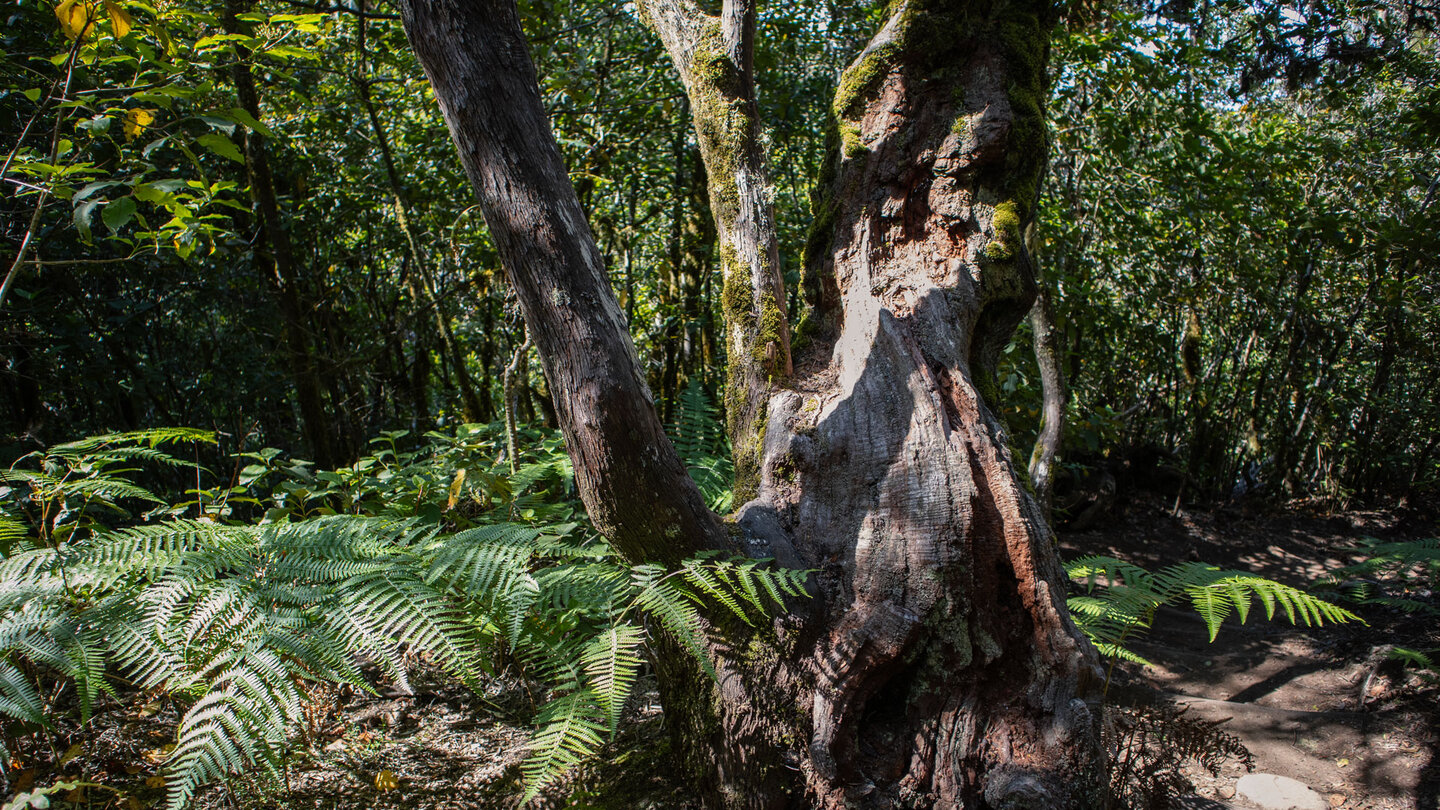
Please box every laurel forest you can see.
[0,0,1436,807]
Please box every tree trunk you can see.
[1028,261,1066,518]
[640,0,793,503]
[223,0,335,469]
[398,0,1102,806]
[395,0,726,566]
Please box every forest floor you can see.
[1060,492,1439,810]
[8,495,1437,810]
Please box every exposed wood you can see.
[661,0,1105,804]
[401,0,1104,804]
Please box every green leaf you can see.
[73,199,100,242]
[102,196,137,232]
[223,107,274,138]
[196,133,244,164]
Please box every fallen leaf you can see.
[16,768,35,790]
[59,743,84,766]
[65,787,86,803]
[1336,757,1350,768]
[145,775,166,789]
[136,699,162,717]
[374,769,399,791]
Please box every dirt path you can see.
[1062,495,1439,809]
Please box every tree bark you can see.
[1028,262,1066,518]
[398,0,1103,805]
[395,0,727,566]
[639,0,793,502]
[716,3,1100,804]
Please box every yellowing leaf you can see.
[104,0,132,37]
[56,0,99,39]
[145,775,166,789]
[374,769,399,791]
[59,743,84,766]
[128,796,151,810]
[123,109,156,141]
[447,468,466,509]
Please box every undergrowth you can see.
[0,405,805,808]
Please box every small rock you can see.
[1235,773,1327,810]
[1218,784,1236,799]
[1328,795,1346,808]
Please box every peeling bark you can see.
[662,1,1104,805]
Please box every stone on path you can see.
[1235,773,1327,810]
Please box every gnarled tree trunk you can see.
[397,0,1102,806]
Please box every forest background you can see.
[3,0,1436,503]
[0,0,1438,806]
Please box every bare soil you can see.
[1061,493,1439,810]
[6,496,1436,809]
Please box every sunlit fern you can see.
[1314,537,1440,615]
[0,428,810,807]
[1065,555,1361,672]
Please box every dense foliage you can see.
[1,0,1437,804]
[0,412,805,807]
[4,0,1435,503]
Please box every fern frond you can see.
[424,522,545,594]
[48,428,216,456]
[0,660,48,727]
[519,690,607,804]
[682,559,753,625]
[632,568,713,679]
[580,624,644,733]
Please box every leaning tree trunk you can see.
[397,0,1102,806]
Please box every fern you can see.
[1316,537,1440,615]
[520,691,608,804]
[1065,555,1361,673]
[670,380,735,512]
[581,624,645,733]
[0,428,813,807]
